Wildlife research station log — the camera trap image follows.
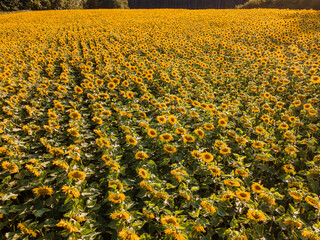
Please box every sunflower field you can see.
[0,9,320,240]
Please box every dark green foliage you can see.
[236,0,320,9]
[0,0,128,11]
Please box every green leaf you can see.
[34,208,50,217]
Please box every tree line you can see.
[1,0,247,11]
[1,0,319,11]
[0,0,129,11]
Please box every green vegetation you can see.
[0,0,129,11]
[237,0,320,10]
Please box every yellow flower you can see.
[61,185,80,198]
[160,133,173,142]
[92,117,103,124]
[69,110,81,119]
[220,147,231,155]
[201,152,213,163]
[17,223,37,237]
[2,161,19,173]
[163,145,177,153]
[56,219,79,233]
[236,191,251,201]
[135,151,149,159]
[194,129,204,138]
[147,129,157,138]
[126,135,137,146]
[110,212,130,221]
[182,134,195,143]
[157,115,167,124]
[161,216,179,227]
[68,170,86,180]
[252,183,263,193]
[247,210,266,222]
[33,186,53,196]
[109,193,125,203]
[218,119,227,127]
[168,115,177,124]
[138,168,148,178]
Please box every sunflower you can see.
[255,127,265,135]
[109,193,125,203]
[201,152,213,163]
[17,223,37,237]
[147,129,157,138]
[203,123,214,130]
[283,164,295,173]
[69,111,81,119]
[92,117,103,124]
[247,210,266,222]
[194,129,204,138]
[303,103,313,110]
[126,135,137,146]
[101,110,112,117]
[218,119,227,127]
[68,170,86,180]
[163,145,177,153]
[135,151,149,160]
[168,115,177,124]
[160,133,173,142]
[157,116,167,124]
[220,147,231,155]
[200,201,216,213]
[175,127,186,134]
[236,191,251,201]
[305,196,320,209]
[192,225,206,233]
[285,146,297,154]
[209,167,220,176]
[182,134,195,143]
[221,192,235,201]
[283,218,303,229]
[161,217,179,227]
[1,161,19,173]
[67,128,80,137]
[252,183,263,193]
[107,82,116,90]
[56,219,79,233]
[33,186,53,196]
[224,179,241,187]
[138,168,147,179]
[289,191,303,200]
[252,141,264,149]
[61,185,80,198]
